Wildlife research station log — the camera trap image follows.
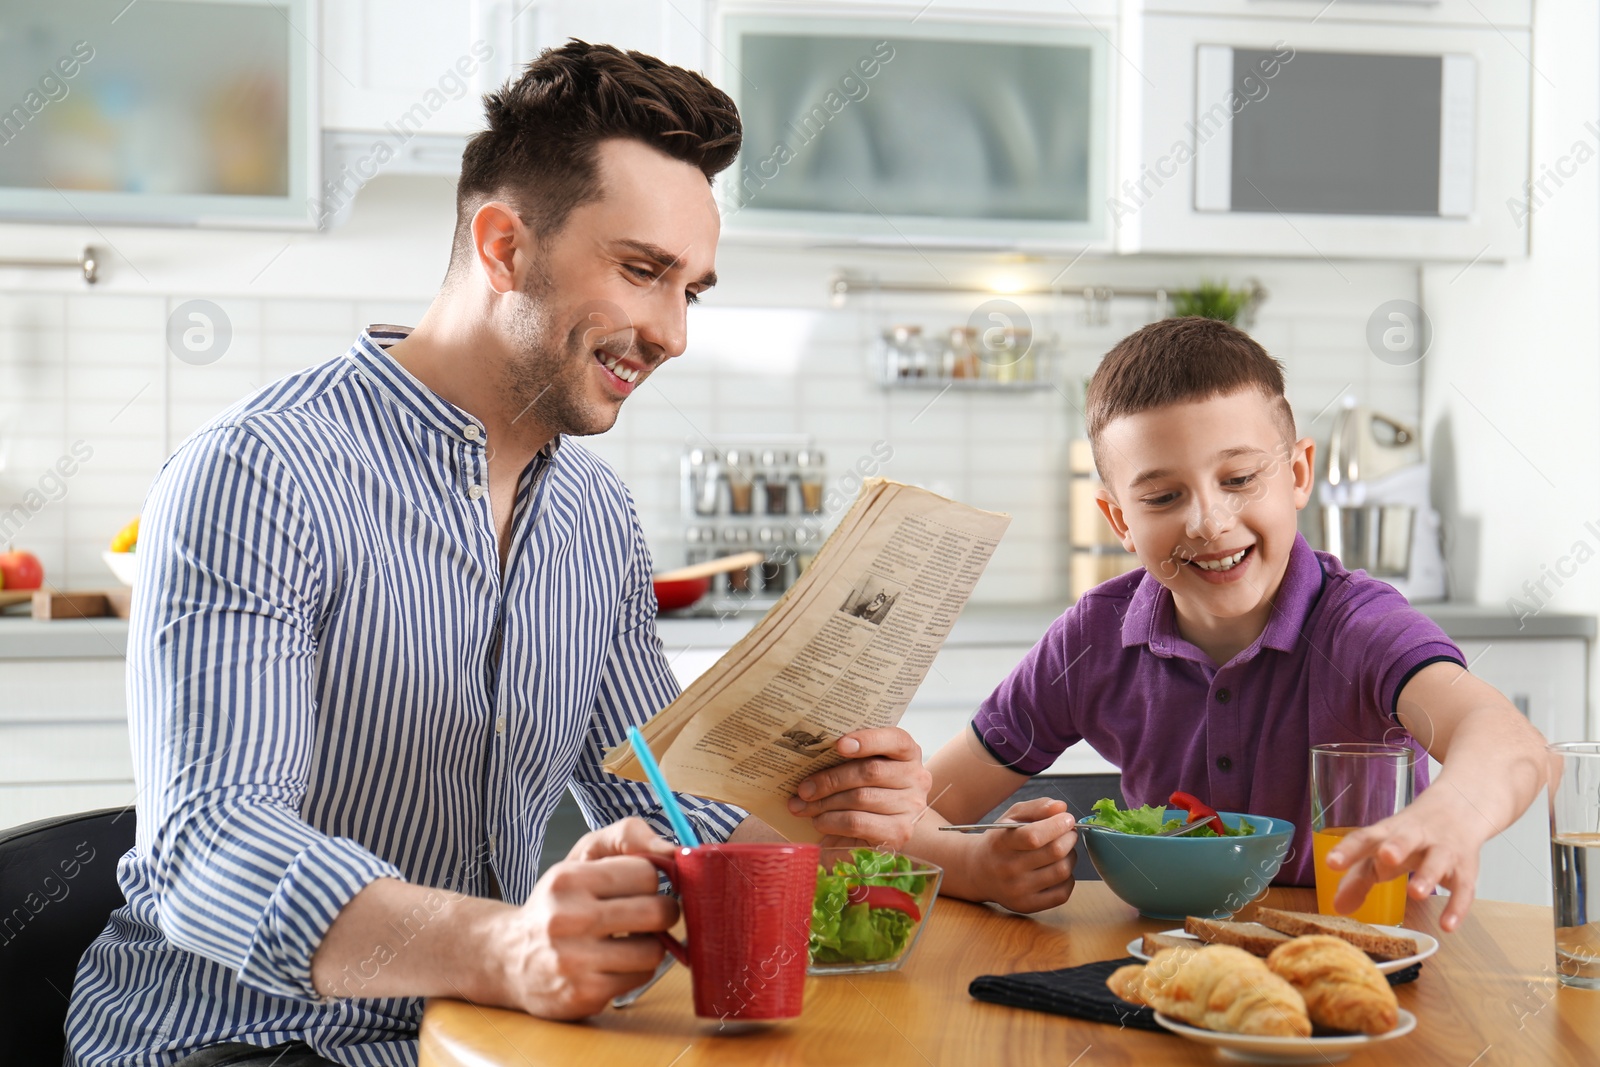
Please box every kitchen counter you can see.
[1,601,1592,659]
[0,616,130,660]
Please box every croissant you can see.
[1107,945,1312,1038]
[1266,935,1399,1034]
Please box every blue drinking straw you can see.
[628,725,701,848]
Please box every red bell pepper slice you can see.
[1170,790,1228,835]
[847,883,922,921]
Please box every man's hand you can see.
[784,727,933,849]
[493,818,679,1020]
[1322,787,1487,933]
[962,797,1078,913]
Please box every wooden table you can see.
[419,883,1600,1066]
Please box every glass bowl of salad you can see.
[808,848,942,975]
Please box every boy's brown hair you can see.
[450,39,742,273]
[1086,316,1294,473]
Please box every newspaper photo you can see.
[603,478,1010,840]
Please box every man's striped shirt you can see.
[66,326,745,1065]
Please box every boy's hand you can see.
[965,797,1077,913]
[786,727,933,849]
[1322,787,1487,933]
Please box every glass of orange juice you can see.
[1310,742,1416,925]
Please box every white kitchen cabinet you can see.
[319,0,513,134]
[1434,638,1587,907]
[0,658,132,831]
[1142,0,1529,24]
[319,0,707,137]
[533,0,707,72]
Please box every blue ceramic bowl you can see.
[1079,810,1295,920]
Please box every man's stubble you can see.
[500,254,620,440]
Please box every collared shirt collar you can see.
[345,324,559,460]
[1121,532,1324,659]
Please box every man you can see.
[66,42,931,1066]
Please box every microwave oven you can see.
[1127,14,1531,260]
[0,0,317,228]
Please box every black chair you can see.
[537,788,594,876]
[0,808,135,1065]
[985,773,1124,881]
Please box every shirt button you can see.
[468,484,486,501]
[495,716,506,735]
[1216,688,1231,703]
[464,424,481,441]
[1217,755,1233,771]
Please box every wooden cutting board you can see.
[13,589,134,619]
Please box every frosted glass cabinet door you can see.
[0,0,316,226]
[720,14,1110,247]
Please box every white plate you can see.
[1126,927,1439,975]
[1153,1008,1416,1064]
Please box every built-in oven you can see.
[1128,5,1531,260]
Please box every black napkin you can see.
[968,956,1423,1033]
[969,956,1163,1032]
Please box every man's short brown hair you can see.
[1086,316,1294,470]
[450,39,742,271]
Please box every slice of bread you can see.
[1141,931,1194,956]
[1252,906,1418,960]
[1184,917,1294,957]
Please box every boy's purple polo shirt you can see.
[971,533,1462,885]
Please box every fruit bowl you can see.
[103,551,138,587]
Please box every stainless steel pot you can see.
[1321,504,1414,577]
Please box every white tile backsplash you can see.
[1,260,1422,600]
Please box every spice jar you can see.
[684,525,718,566]
[688,448,721,516]
[721,527,754,593]
[795,449,825,514]
[757,526,790,594]
[946,327,981,380]
[882,325,928,381]
[987,326,1032,384]
[793,525,819,575]
[760,450,791,515]
[724,449,754,515]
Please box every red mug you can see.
[645,842,819,1021]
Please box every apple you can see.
[0,550,44,591]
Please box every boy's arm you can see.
[1324,661,1549,932]
[902,729,1079,913]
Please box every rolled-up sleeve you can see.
[567,508,748,846]
[1324,579,1465,725]
[130,424,402,1002]
[969,609,1081,777]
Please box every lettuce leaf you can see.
[809,848,925,963]
[1082,798,1257,837]
[1084,797,1182,835]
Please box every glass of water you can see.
[1550,741,1600,989]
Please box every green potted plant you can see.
[1169,281,1256,325]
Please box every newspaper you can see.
[603,478,1010,841]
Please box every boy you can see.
[845,317,1546,933]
